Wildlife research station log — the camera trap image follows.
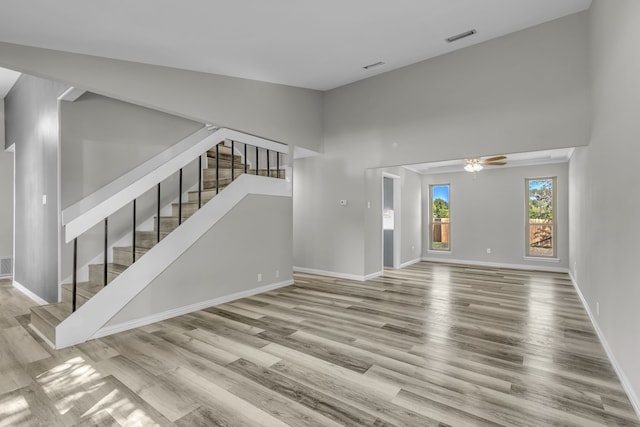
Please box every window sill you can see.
[522,256,560,263]
[427,250,452,255]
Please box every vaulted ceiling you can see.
[0,0,591,91]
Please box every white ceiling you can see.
[404,148,575,175]
[0,67,20,98]
[0,0,591,91]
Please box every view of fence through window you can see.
[526,177,556,257]
[430,184,450,250]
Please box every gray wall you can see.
[0,42,324,153]
[294,12,589,278]
[59,93,204,283]
[569,0,640,406]
[0,101,13,260]
[4,74,68,302]
[423,163,569,269]
[107,194,292,326]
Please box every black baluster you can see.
[255,146,259,175]
[132,199,136,264]
[267,149,270,177]
[178,168,183,225]
[72,238,77,312]
[277,152,280,179]
[244,143,248,174]
[198,155,202,209]
[157,183,161,243]
[231,140,235,181]
[215,144,220,194]
[104,218,108,287]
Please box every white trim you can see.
[56,174,291,349]
[569,272,640,418]
[400,258,422,269]
[12,280,48,305]
[522,256,560,263]
[293,266,367,282]
[364,271,383,280]
[426,249,452,255]
[421,257,569,273]
[381,173,402,270]
[28,324,55,349]
[62,127,289,243]
[58,87,86,102]
[92,279,294,340]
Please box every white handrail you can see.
[62,126,288,243]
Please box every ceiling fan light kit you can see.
[464,156,507,172]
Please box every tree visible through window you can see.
[430,184,450,250]
[526,177,556,257]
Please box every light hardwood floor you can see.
[1,263,638,426]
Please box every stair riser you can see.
[187,190,218,204]
[113,248,149,267]
[89,265,120,286]
[61,288,90,309]
[155,217,180,233]
[206,157,244,168]
[172,204,198,218]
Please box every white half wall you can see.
[104,193,292,330]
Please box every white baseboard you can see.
[92,279,294,340]
[569,272,640,419]
[13,280,49,305]
[293,266,368,282]
[364,271,383,280]
[421,257,569,273]
[400,258,422,269]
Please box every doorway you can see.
[382,173,401,269]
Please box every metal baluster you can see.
[255,146,259,175]
[244,143,248,174]
[72,238,77,312]
[216,144,220,194]
[157,183,161,243]
[198,155,202,208]
[132,199,137,264]
[104,218,108,287]
[277,152,280,179]
[178,168,183,225]
[231,140,235,181]
[267,149,270,177]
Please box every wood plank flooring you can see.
[1,263,639,426]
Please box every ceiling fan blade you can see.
[482,161,507,166]
[483,155,507,162]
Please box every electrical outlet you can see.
[367,201,371,209]
[257,273,262,282]
[339,199,348,206]
[486,248,491,254]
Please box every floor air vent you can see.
[0,258,12,277]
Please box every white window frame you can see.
[429,183,451,252]
[525,176,557,258]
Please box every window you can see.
[430,184,450,251]
[526,177,556,257]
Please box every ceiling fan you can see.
[464,156,507,172]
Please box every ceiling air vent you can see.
[445,29,477,43]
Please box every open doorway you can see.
[382,173,401,269]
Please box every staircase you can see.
[29,142,285,346]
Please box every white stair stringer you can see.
[55,174,291,349]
